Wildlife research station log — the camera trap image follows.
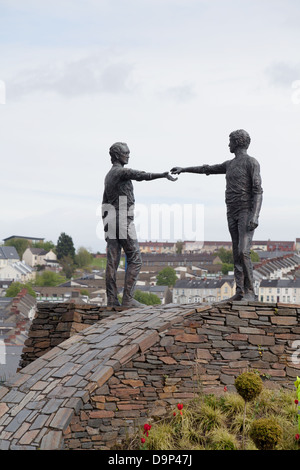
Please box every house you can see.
[197,241,233,253]
[253,254,300,282]
[141,253,222,268]
[252,241,268,251]
[0,261,35,283]
[172,278,235,304]
[267,240,296,252]
[22,248,57,268]
[0,289,36,378]
[0,280,13,297]
[0,246,20,268]
[259,279,300,304]
[138,241,176,254]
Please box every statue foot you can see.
[242,292,256,301]
[107,299,121,307]
[225,293,244,302]
[121,298,145,308]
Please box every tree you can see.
[60,255,76,279]
[134,290,161,305]
[56,232,75,260]
[35,271,66,287]
[32,240,56,253]
[156,267,177,287]
[5,282,36,298]
[176,240,184,254]
[217,248,234,264]
[221,263,234,275]
[251,250,260,262]
[75,247,93,268]
[4,238,29,258]
[80,289,90,297]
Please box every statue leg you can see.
[105,238,122,306]
[227,212,244,299]
[120,237,142,307]
[238,211,255,300]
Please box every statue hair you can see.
[229,129,251,149]
[109,142,129,164]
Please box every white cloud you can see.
[6,55,138,99]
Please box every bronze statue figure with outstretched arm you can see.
[102,142,177,308]
[171,129,263,301]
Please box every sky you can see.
[1,0,300,253]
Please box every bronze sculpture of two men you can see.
[102,130,263,307]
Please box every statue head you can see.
[109,142,130,164]
[229,129,251,153]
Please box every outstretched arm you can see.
[171,163,227,175]
[124,168,177,182]
[145,172,177,181]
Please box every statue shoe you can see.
[226,293,244,302]
[121,299,145,308]
[242,292,256,301]
[107,299,121,307]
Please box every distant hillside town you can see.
[1,234,300,378]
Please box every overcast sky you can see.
[1,0,300,252]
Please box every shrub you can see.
[196,404,225,432]
[235,372,263,402]
[208,428,239,450]
[249,418,283,450]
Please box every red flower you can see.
[295,434,300,441]
[224,386,227,392]
[295,399,299,405]
[177,403,183,411]
[141,438,146,444]
[173,412,176,416]
[143,423,152,437]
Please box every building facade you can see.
[259,279,300,304]
[173,278,235,304]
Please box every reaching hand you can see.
[166,173,178,181]
[248,217,258,231]
[170,167,183,175]
[163,171,178,181]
